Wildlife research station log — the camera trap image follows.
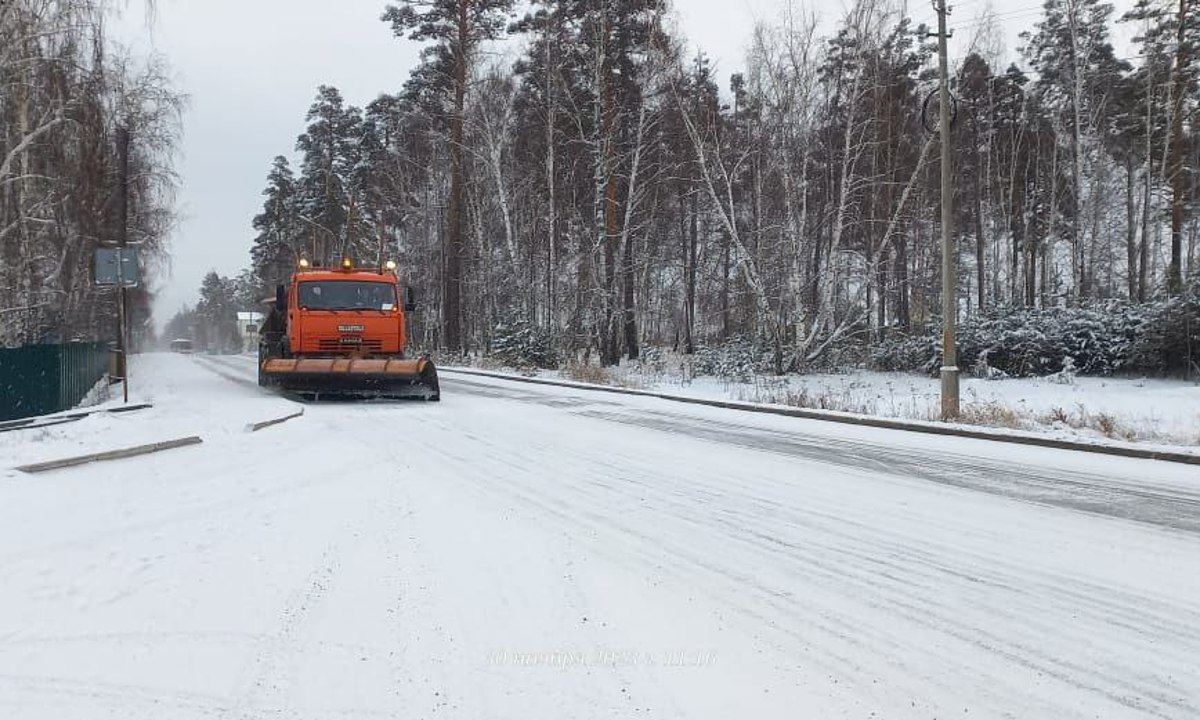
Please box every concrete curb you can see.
[0,403,153,434]
[440,367,1200,466]
[246,408,305,433]
[15,436,204,474]
[0,415,86,434]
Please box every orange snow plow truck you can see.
[257,258,439,401]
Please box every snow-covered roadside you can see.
[455,357,1200,449]
[0,353,297,474]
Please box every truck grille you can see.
[317,338,384,353]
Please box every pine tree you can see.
[1022,0,1131,302]
[294,86,362,266]
[232,268,264,312]
[383,0,515,354]
[250,156,299,286]
[196,272,240,353]
[956,53,996,312]
[1120,0,1177,300]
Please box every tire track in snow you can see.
[191,355,263,392]
[573,406,1200,533]
[227,547,342,720]
[402,414,936,710]
[444,375,1200,532]
[0,631,400,658]
[0,459,347,565]
[373,409,686,718]
[0,673,236,718]
[564,436,1200,656]
[568,442,1200,718]
[0,672,403,719]
[240,406,633,720]
[405,390,1200,719]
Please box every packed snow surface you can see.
[1,353,1198,719]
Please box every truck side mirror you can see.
[404,287,417,312]
[275,284,286,308]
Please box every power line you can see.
[952,6,1046,31]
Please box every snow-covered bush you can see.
[872,302,1149,378]
[868,333,940,375]
[955,304,1139,376]
[692,337,762,381]
[1124,279,1200,376]
[631,345,668,376]
[617,346,670,386]
[490,316,559,370]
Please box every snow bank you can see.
[462,356,1200,448]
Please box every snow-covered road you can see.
[2,353,1198,719]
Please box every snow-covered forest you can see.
[0,0,183,348]
[150,0,1200,375]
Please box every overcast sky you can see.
[111,0,1108,324]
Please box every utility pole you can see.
[935,0,959,419]
[117,126,130,404]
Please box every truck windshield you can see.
[298,281,397,311]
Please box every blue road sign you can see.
[95,247,139,287]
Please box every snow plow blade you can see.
[260,357,439,401]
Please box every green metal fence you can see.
[0,342,111,422]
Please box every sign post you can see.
[93,125,135,403]
[94,247,139,402]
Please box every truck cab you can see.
[283,267,415,358]
[257,259,438,400]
